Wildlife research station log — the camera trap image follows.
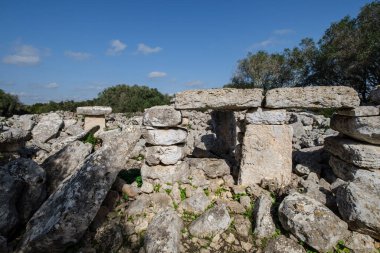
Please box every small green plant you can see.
[273,228,281,238]
[154,184,161,192]
[180,187,187,201]
[122,193,129,201]
[232,192,247,202]
[333,240,350,253]
[203,188,210,197]
[173,202,179,210]
[182,211,199,222]
[187,123,193,130]
[206,201,215,210]
[83,133,100,146]
[243,204,254,220]
[165,188,172,195]
[132,154,145,161]
[135,176,143,187]
[215,187,227,197]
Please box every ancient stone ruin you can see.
[0,86,379,253]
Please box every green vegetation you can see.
[118,169,141,184]
[83,133,100,146]
[179,187,187,201]
[203,188,210,197]
[225,1,380,102]
[182,210,199,222]
[165,188,172,195]
[215,187,227,197]
[135,176,143,188]
[153,184,161,192]
[0,89,24,117]
[122,193,129,201]
[232,192,247,202]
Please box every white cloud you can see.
[148,71,167,78]
[65,50,91,60]
[273,29,295,35]
[251,39,277,49]
[184,80,204,87]
[44,82,59,89]
[106,39,127,55]
[137,43,162,55]
[2,45,40,65]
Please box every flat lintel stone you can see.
[174,88,264,110]
[245,108,287,125]
[265,86,360,109]
[76,106,112,116]
[337,106,380,117]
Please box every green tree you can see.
[0,89,22,117]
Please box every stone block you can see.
[76,106,112,116]
[143,105,181,127]
[337,106,379,117]
[84,116,106,131]
[245,108,287,124]
[143,128,187,146]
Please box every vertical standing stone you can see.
[76,106,112,131]
[239,125,293,187]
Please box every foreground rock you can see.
[143,105,182,127]
[17,128,141,253]
[32,113,63,143]
[266,86,360,109]
[336,182,380,240]
[330,115,380,144]
[174,88,264,110]
[145,145,184,165]
[141,162,190,184]
[279,192,349,252]
[143,128,187,146]
[263,235,306,253]
[144,209,183,253]
[0,128,31,152]
[324,136,380,169]
[239,124,292,187]
[253,195,276,239]
[188,158,230,179]
[179,189,211,214]
[189,205,230,238]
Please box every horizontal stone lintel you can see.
[77,106,112,116]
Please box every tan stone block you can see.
[84,116,106,131]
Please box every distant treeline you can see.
[0,85,171,117]
[225,1,380,102]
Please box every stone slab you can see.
[245,108,287,125]
[77,106,112,116]
[239,124,293,187]
[174,88,264,110]
[337,106,380,117]
[84,116,106,131]
[143,105,182,127]
[143,128,187,146]
[265,86,360,109]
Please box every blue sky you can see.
[0,0,373,104]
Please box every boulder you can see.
[17,128,141,253]
[143,128,187,146]
[145,145,184,165]
[0,128,31,152]
[174,88,264,110]
[245,108,287,125]
[144,209,183,253]
[143,105,182,127]
[9,114,36,131]
[336,182,380,240]
[329,155,378,182]
[266,86,360,109]
[76,106,112,116]
[324,136,380,169]
[188,205,230,238]
[141,162,190,184]
[330,115,380,144]
[42,140,93,194]
[337,106,380,117]
[179,189,211,214]
[93,221,123,253]
[345,231,377,253]
[263,235,306,253]
[32,113,63,143]
[368,85,380,105]
[252,195,276,239]
[239,125,292,187]
[278,192,350,252]
[188,158,230,179]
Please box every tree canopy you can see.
[0,89,23,117]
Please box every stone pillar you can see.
[76,106,112,131]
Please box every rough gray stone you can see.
[253,195,276,239]
[336,182,380,240]
[127,195,151,216]
[263,235,306,253]
[337,106,380,117]
[324,136,380,169]
[141,162,190,184]
[266,86,360,109]
[144,209,183,253]
[174,88,264,110]
[17,128,141,253]
[145,145,184,165]
[188,205,230,238]
[143,128,187,146]
[76,106,112,116]
[32,113,63,143]
[245,108,287,125]
[179,189,211,214]
[330,115,380,144]
[345,231,377,253]
[279,192,350,252]
[94,221,123,253]
[369,85,380,105]
[188,158,230,179]
[143,105,182,127]
[0,128,31,152]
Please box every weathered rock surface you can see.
[174,88,264,110]
[145,145,184,165]
[239,124,292,187]
[141,162,190,184]
[179,189,211,214]
[266,86,360,108]
[279,192,349,252]
[252,195,276,239]
[330,115,380,144]
[345,231,377,253]
[93,221,123,253]
[144,209,183,253]
[188,158,230,179]
[324,136,380,169]
[336,182,380,240]
[337,106,380,117]
[188,205,230,238]
[76,106,112,116]
[369,85,380,105]
[246,108,287,125]
[143,105,182,127]
[42,140,92,194]
[0,128,31,152]
[17,128,141,253]
[32,113,63,143]
[143,128,187,146]
[263,235,306,253]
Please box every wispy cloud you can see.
[273,29,295,35]
[148,71,167,78]
[251,39,279,49]
[106,39,127,55]
[43,82,59,89]
[184,80,204,87]
[137,43,162,55]
[65,50,91,60]
[2,44,41,65]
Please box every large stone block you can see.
[324,136,380,169]
[239,124,293,187]
[143,105,182,127]
[174,88,264,110]
[145,145,185,165]
[337,106,380,117]
[76,106,112,116]
[266,86,360,109]
[330,115,380,144]
[141,162,190,184]
[246,108,287,125]
[84,116,106,131]
[32,113,63,143]
[143,128,187,146]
